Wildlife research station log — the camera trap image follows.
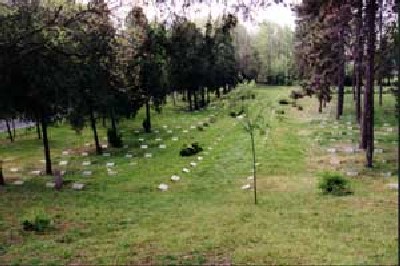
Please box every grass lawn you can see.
[0,85,398,265]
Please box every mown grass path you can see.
[0,86,397,265]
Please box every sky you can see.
[79,0,298,32]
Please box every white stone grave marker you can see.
[167,130,173,134]
[103,152,111,157]
[381,172,392,177]
[30,170,41,176]
[82,170,92,177]
[140,144,148,149]
[374,148,384,153]
[190,162,197,167]
[182,168,190,173]
[158,183,168,191]
[13,180,24,185]
[46,182,55,188]
[172,136,179,141]
[197,156,203,161]
[327,148,336,153]
[346,171,359,177]
[82,152,88,156]
[101,144,108,149]
[106,162,115,167]
[59,160,68,166]
[247,176,254,180]
[145,153,152,158]
[159,144,167,149]
[123,144,129,149]
[138,138,144,142]
[183,130,188,133]
[62,151,69,156]
[387,183,398,190]
[171,175,180,181]
[80,160,90,166]
[10,167,19,173]
[155,138,162,142]
[241,184,251,190]
[72,183,84,190]
[125,154,132,158]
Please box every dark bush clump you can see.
[276,110,285,115]
[279,99,290,105]
[180,142,203,156]
[197,126,203,131]
[290,90,304,100]
[203,122,209,127]
[297,106,303,111]
[22,216,53,232]
[318,172,353,196]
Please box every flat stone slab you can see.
[190,126,196,130]
[30,170,42,176]
[82,152,88,156]
[46,182,55,188]
[101,144,108,149]
[13,180,24,185]
[170,175,180,181]
[123,144,129,148]
[125,154,133,158]
[103,152,111,157]
[182,168,190,173]
[343,147,355,153]
[197,156,203,161]
[106,162,115,167]
[159,144,167,149]
[167,130,173,134]
[59,160,68,166]
[330,158,341,165]
[62,151,69,156]
[138,138,144,142]
[387,183,398,190]
[374,148,384,153]
[172,137,179,141]
[162,125,168,129]
[158,183,168,191]
[82,161,91,166]
[346,171,359,177]
[247,176,254,180]
[381,172,392,177]
[82,170,92,176]
[144,153,152,158]
[241,184,251,190]
[182,130,188,133]
[327,148,336,153]
[10,167,19,173]
[107,169,117,176]
[140,144,148,149]
[72,183,84,190]
[155,138,162,142]
[190,162,197,167]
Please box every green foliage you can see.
[179,142,203,157]
[318,172,353,196]
[22,215,53,232]
[278,99,290,105]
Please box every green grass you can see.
[0,85,398,265]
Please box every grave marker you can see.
[190,162,197,167]
[140,144,148,149]
[158,183,168,191]
[46,182,55,188]
[13,180,24,185]
[182,168,190,173]
[82,161,91,166]
[159,144,167,149]
[82,170,92,177]
[145,153,152,158]
[241,184,251,190]
[103,152,111,157]
[59,160,68,166]
[171,175,180,181]
[72,183,84,190]
[82,152,88,156]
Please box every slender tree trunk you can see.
[377,0,383,106]
[110,107,117,133]
[207,88,211,104]
[337,28,345,119]
[187,90,193,111]
[364,0,376,167]
[41,113,52,175]
[323,98,327,108]
[0,160,4,186]
[250,128,257,205]
[172,91,176,106]
[355,0,363,124]
[36,120,41,140]
[352,63,356,100]
[318,97,323,113]
[145,99,151,133]
[215,88,220,99]
[5,119,13,143]
[194,90,199,110]
[102,114,107,128]
[201,87,206,108]
[12,118,16,139]
[89,106,102,155]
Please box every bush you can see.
[203,122,209,127]
[318,172,353,196]
[276,110,285,115]
[179,142,203,156]
[278,99,290,105]
[107,129,123,148]
[22,215,53,232]
[297,106,303,111]
[197,126,203,131]
[209,117,216,123]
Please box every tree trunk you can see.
[0,160,4,186]
[12,118,16,139]
[172,91,176,106]
[378,0,383,106]
[145,99,151,133]
[207,88,211,104]
[36,120,41,140]
[110,107,117,133]
[355,0,363,124]
[201,87,206,108]
[337,27,345,119]
[364,0,376,167]
[250,128,257,205]
[5,119,13,143]
[102,114,107,128]
[318,97,323,113]
[194,90,199,110]
[41,113,52,175]
[187,90,193,111]
[89,106,102,155]
[215,87,220,99]
[352,63,356,100]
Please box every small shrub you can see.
[107,129,123,148]
[229,111,236,118]
[278,99,290,105]
[209,117,216,123]
[297,106,303,111]
[179,142,203,156]
[203,122,209,127]
[251,94,256,99]
[276,110,285,115]
[22,215,53,232]
[318,172,353,196]
[197,126,203,131]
